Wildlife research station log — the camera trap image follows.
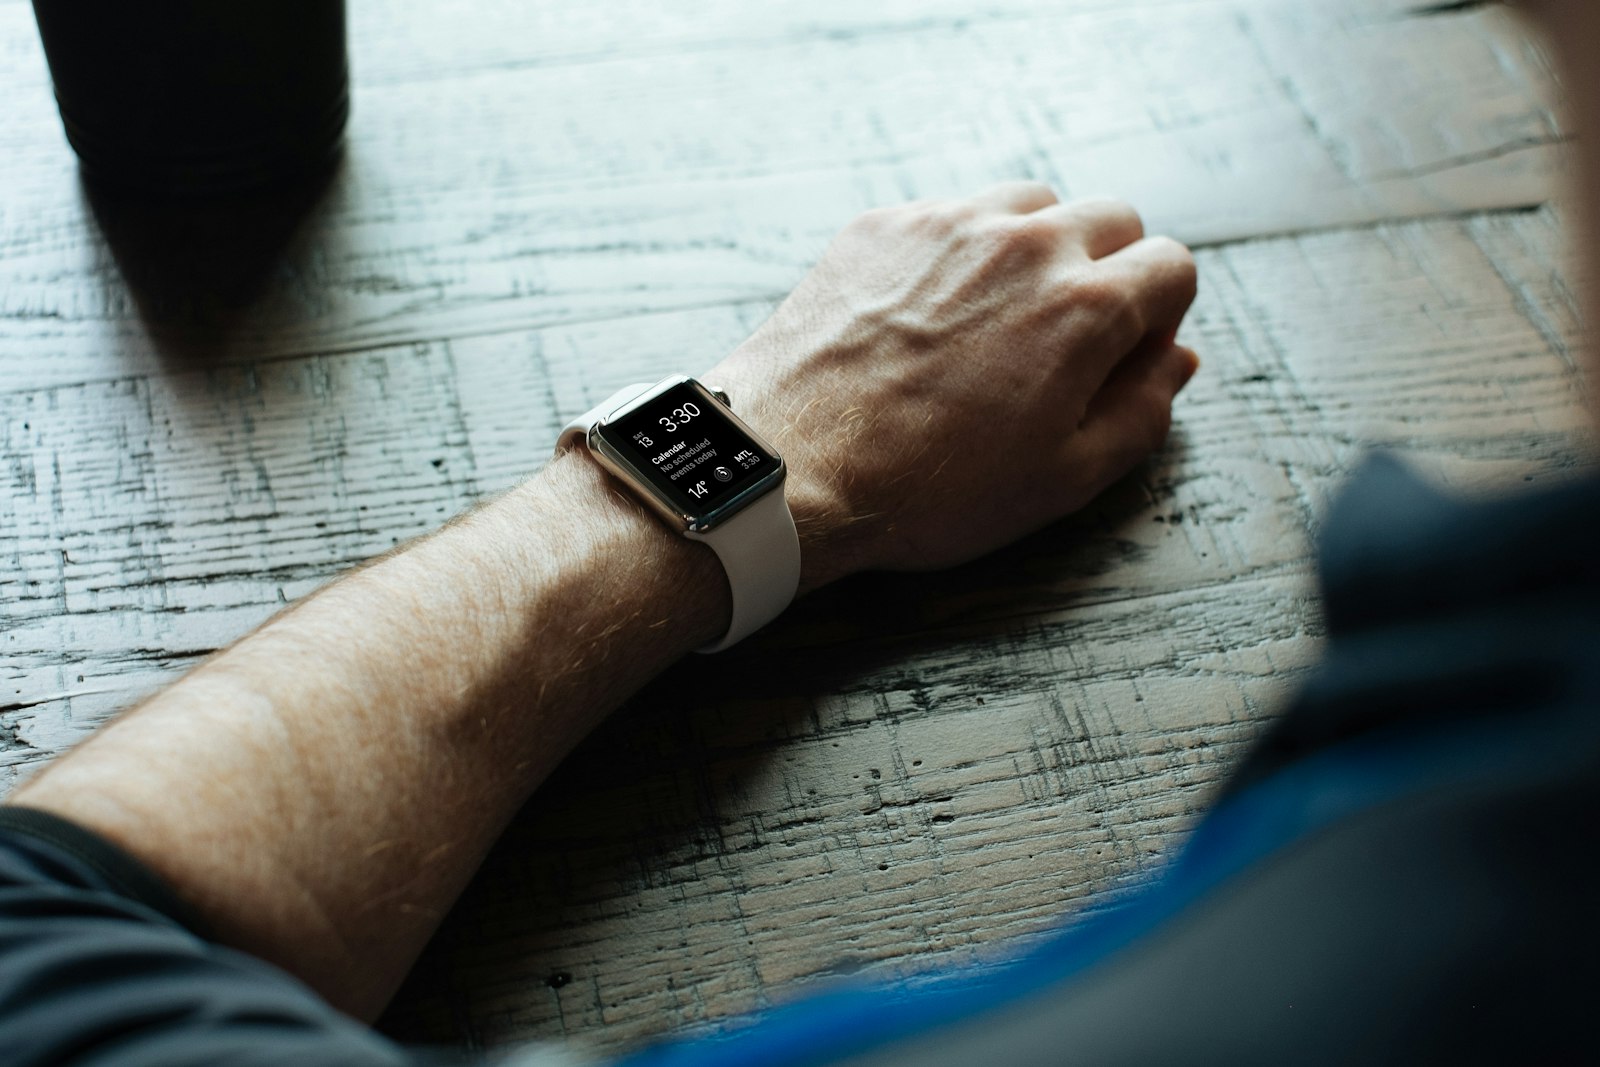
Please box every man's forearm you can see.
[7,185,1202,1027]
[10,451,733,1019]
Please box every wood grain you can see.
[0,0,1591,1058]
[0,1,1566,390]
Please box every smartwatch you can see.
[556,374,801,652]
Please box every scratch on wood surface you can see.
[1402,1,1493,18]
[0,0,1592,1056]
[0,0,1567,391]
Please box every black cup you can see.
[32,0,349,196]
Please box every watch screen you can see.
[603,381,777,517]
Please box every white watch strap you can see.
[557,383,654,453]
[556,381,800,653]
[688,484,801,653]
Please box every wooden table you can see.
[1,0,1590,1057]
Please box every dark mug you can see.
[31,0,349,195]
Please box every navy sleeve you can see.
[606,460,1600,1067]
[7,459,1597,1067]
[0,806,441,1067]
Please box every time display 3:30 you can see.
[657,401,701,434]
[636,401,701,447]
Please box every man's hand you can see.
[714,182,1199,590]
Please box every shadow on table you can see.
[375,449,1184,1053]
[79,157,343,369]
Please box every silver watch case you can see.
[585,374,787,535]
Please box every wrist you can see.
[497,450,732,660]
[786,466,859,596]
[706,362,864,598]
[556,373,835,650]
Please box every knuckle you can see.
[988,215,1057,259]
[1151,235,1199,287]
[1085,195,1141,224]
[1148,231,1193,259]
[1066,273,1115,312]
[1072,274,1143,337]
[940,199,982,228]
[1067,196,1143,240]
[1140,389,1175,450]
[1007,179,1058,203]
[848,205,899,237]
[899,199,972,241]
[1081,193,1136,213]
[852,198,943,232]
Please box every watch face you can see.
[596,379,780,525]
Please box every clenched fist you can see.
[709,182,1200,592]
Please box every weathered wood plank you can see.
[6,209,1583,791]
[378,578,1307,1051]
[373,208,1593,1052]
[0,0,1564,392]
[5,211,1588,1059]
[0,0,1590,1057]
